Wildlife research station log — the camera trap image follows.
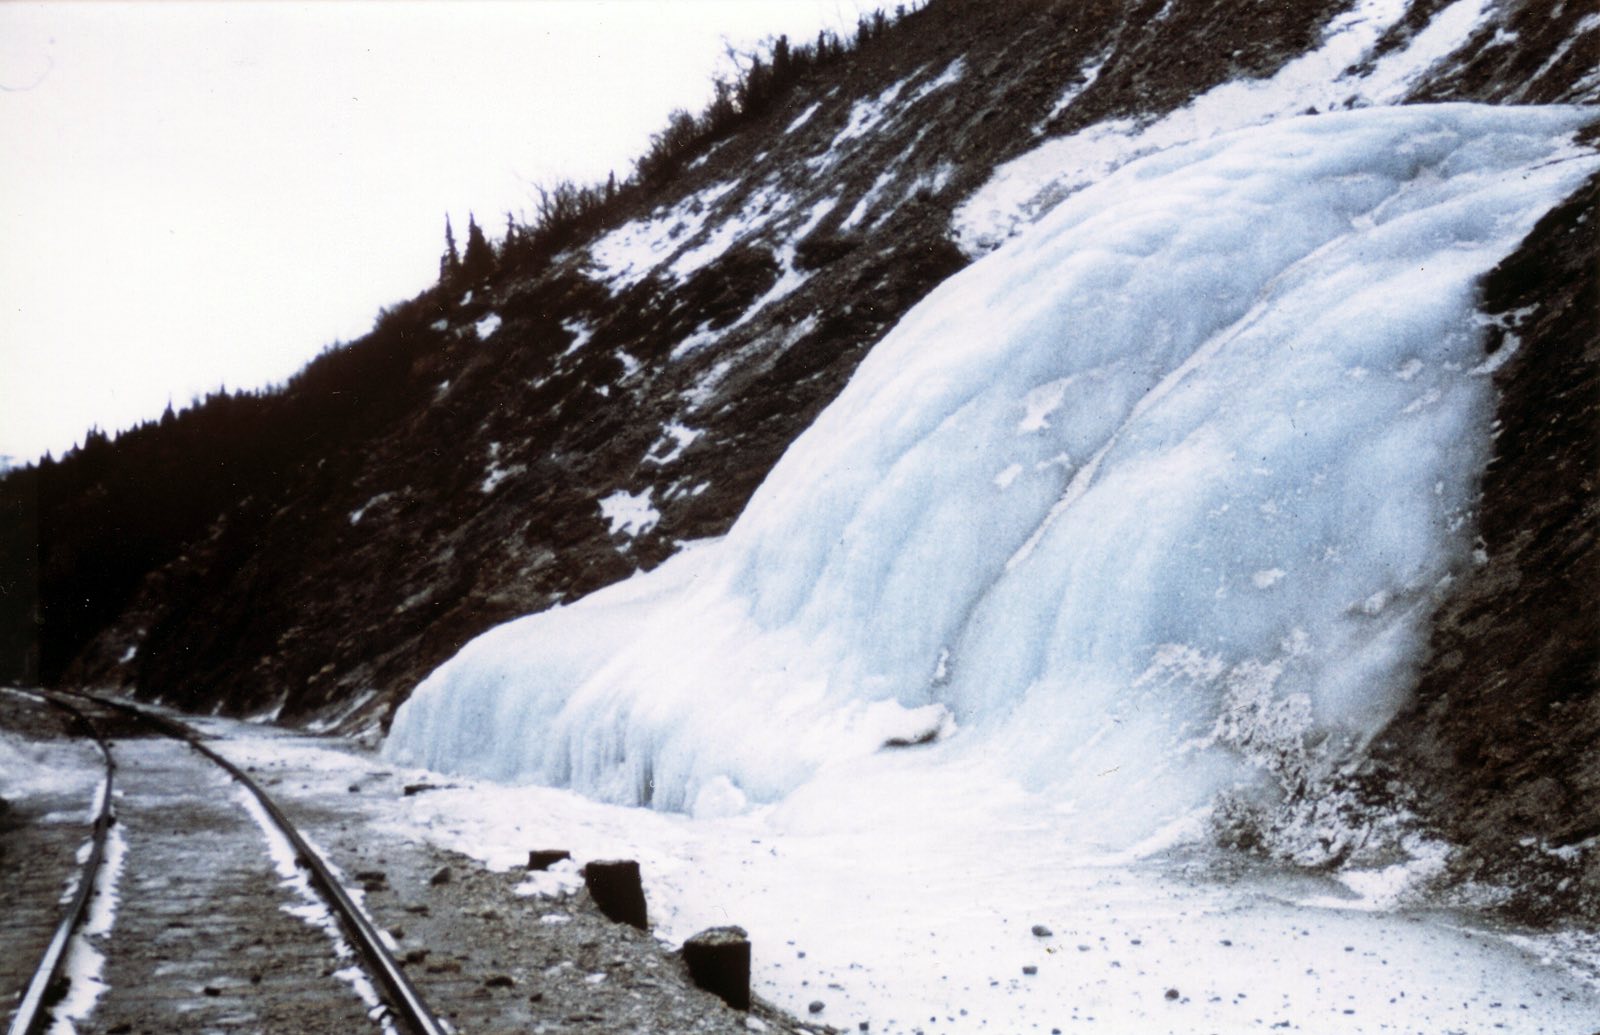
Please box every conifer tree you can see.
[461,213,495,283]
[440,215,461,282]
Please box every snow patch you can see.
[906,162,956,202]
[1040,53,1110,130]
[906,58,966,105]
[480,464,523,495]
[785,101,822,133]
[599,489,660,538]
[46,821,126,1035]
[668,184,788,280]
[835,76,911,144]
[0,731,102,802]
[590,180,739,288]
[1514,12,1600,102]
[304,688,377,734]
[348,491,395,526]
[561,320,594,356]
[841,169,899,230]
[645,423,703,466]
[805,75,915,179]
[1357,0,1495,104]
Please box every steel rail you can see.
[4,690,115,1035]
[61,692,449,1035]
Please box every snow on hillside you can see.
[388,104,1598,859]
[953,0,1501,253]
[585,55,970,302]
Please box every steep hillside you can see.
[1371,168,1600,923]
[5,0,1598,923]
[39,0,1378,723]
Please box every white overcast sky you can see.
[0,1,880,464]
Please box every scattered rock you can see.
[429,865,452,886]
[808,1000,826,1014]
[882,727,940,748]
[484,974,515,988]
[682,925,751,1010]
[1165,988,1181,1001]
[202,986,222,997]
[528,849,572,871]
[1022,965,1038,975]
[404,949,429,965]
[1031,924,1053,938]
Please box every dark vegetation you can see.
[0,290,451,685]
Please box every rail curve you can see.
[4,691,113,1035]
[5,690,447,1035]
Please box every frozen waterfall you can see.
[386,104,1599,849]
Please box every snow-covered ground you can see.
[201,718,1600,1034]
[0,729,102,805]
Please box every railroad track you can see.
[1,689,446,1035]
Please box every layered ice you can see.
[387,105,1599,849]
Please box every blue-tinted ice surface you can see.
[387,105,1599,849]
